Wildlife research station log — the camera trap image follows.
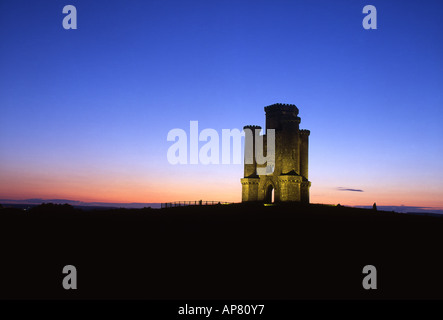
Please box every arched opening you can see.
[265,184,274,203]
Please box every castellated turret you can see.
[241,103,311,203]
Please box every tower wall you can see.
[265,104,300,176]
[241,178,259,202]
[300,181,311,203]
[241,103,311,204]
[299,129,310,179]
[243,125,261,178]
[277,176,302,201]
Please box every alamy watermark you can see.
[166,121,275,175]
[62,5,376,31]
[62,5,77,30]
[62,265,77,290]
[362,5,377,30]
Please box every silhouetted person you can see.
[373,202,377,211]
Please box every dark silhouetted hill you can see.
[0,202,442,299]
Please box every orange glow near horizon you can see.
[2,167,443,211]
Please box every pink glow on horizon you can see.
[1,169,443,210]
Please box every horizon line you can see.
[1,198,443,213]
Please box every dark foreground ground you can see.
[0,203,442,300]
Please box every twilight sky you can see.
[1,0,442,209]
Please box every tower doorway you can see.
[265,184,274,203]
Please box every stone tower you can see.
[241,103,311,203]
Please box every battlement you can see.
[264,103,299,115]
[243,125,262,130]
[299,129,310,136]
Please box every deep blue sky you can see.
[1,0,442,207]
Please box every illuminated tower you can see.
[241,103,311,203]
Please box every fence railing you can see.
[161,201,233,208]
